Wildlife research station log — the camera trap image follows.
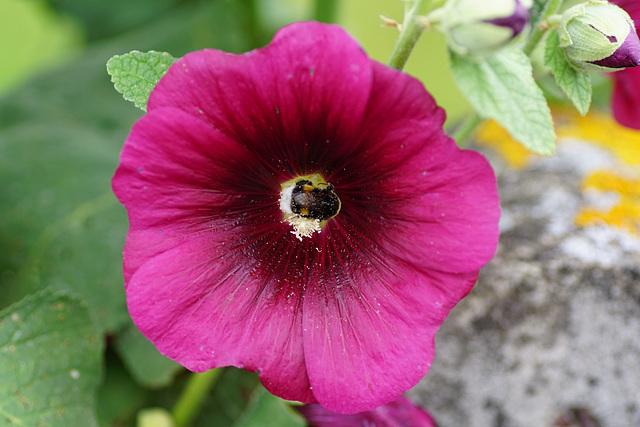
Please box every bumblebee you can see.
[290,179,341,221]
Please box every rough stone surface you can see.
[411,140,640,427]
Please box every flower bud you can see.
[559,1,640,71]
[430,0,532,57]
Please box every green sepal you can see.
[450,49,556,155]
[545,29,592,115]
[106,50,178,112]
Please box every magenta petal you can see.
[112,108,273,280]
[610,0,640,23]
[608,0,640,128]
[148,22,372,175]
[113,21,501,413]
[590,25,640,69]
[303,260,477,413]
[298,395,437,427]
[115,109,315,400]
[113,109,255,226]
[387,147,501,272]
[297,61,497,414]
[114,110,314,401]
[611,66,640,129]
[483,0,530,38]
[336,62,500,273]
[127,233,316,402]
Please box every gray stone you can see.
[411,141,640,427]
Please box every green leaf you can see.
[0,290,103,426]
[233,387,306,427]
[107,50,177,112]
[114,322,182,389]
[450,49,556,155]
[544,29,592,115]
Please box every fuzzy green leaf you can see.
[107,50,177,111]
[544,29,592,115]
[0,290,103,426]
[451,49,556,155]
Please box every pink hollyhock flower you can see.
[610,0,640,129]
[297,395,438,426]
[112,22,500,413]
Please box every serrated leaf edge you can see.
[106,50,177,112]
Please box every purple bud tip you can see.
[590,24,640,69]
[484,0,530,39]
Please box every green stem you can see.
[451,112,482,147]
[240,0,266,47]
[388,0,434,70]
[314,0,339,23]
[522,0,564,56]
[172,369,222,427]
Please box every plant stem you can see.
[314,0,339,23]
[522,0,564,56]
[240,0,267,48]
[172,369,222,427]
[388,0,434,70]
[451,112,482,148]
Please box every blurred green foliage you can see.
[0,0,82,95]
[48,0,184,41]
[0,0,469,118]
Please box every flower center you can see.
[279,174,341,240]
